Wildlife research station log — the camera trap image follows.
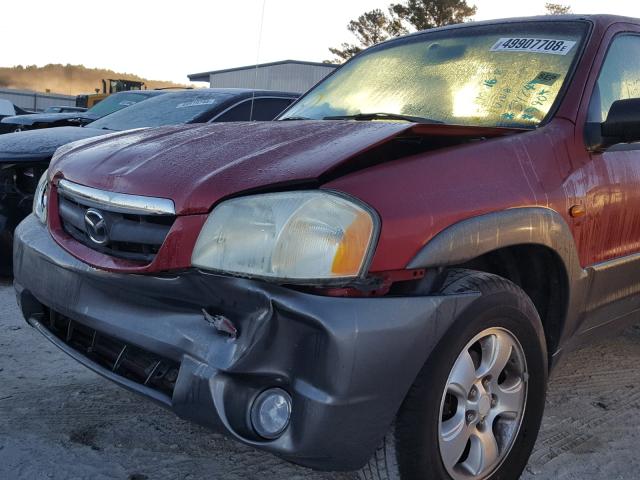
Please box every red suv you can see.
[13,15,640,480]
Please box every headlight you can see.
[33,170,48,224]
[192,191,378,282]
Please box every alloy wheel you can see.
[438,327,528,479]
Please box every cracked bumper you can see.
[13,214,476,471]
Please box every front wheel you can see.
[360,270,548,480]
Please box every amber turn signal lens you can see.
[569,204,586,218]
[331,211,374,275]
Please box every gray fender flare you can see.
[407,207,589,358]
[408,207,581,272]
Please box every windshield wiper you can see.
[279,116,312,121]
[323,112,443,124]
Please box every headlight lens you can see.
[192,191,377,282]
[33,170,48,224]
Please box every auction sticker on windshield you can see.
[490,38,576,55]
[177,99,217,109]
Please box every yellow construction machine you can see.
[76,79,146,108]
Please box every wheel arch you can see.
[407,207,587,363]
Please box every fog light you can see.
[250,388,292,439]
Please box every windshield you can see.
[88,91,233,131]
[87,92,152,118]
[281,21,587,128]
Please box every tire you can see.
[359,269,548,480]
[0,241,12,278]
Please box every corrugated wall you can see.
[208,64,335,93]
[0,88,76,111]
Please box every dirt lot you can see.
[1,277,640,480]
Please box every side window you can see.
[250,98,296,120]
[587,35,640,123]
[215,101,252,122]
[214,98,295,122]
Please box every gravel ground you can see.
[2,277,640,480]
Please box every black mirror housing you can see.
[601,98,640,144]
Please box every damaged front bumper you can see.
[13,215,477,471]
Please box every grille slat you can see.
[44,309,180,397]
[57,193,175,263]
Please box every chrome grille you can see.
[57,180,176,263]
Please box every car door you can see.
[572,30,640,332]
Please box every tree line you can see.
[328,1,573,62]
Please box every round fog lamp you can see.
[250,388,292,439]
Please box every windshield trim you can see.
[279,19,594,129]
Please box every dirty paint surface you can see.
[50,120,415,215]
[0,127,107,161]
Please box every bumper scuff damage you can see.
[13,215,477,470]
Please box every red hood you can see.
[50,121,517,215]
[47,120,521,274]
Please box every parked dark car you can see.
[43,106,88,114]
[0,90,159,134]
[0,88,297,274]
[14,14,640,479]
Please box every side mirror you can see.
[597,98,640,150]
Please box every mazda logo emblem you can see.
[84,208,109,246]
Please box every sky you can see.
[2,0,640,84]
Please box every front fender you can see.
[407,207,590,360]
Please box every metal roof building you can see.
[188,60,338,94]
[0,88,76,112]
